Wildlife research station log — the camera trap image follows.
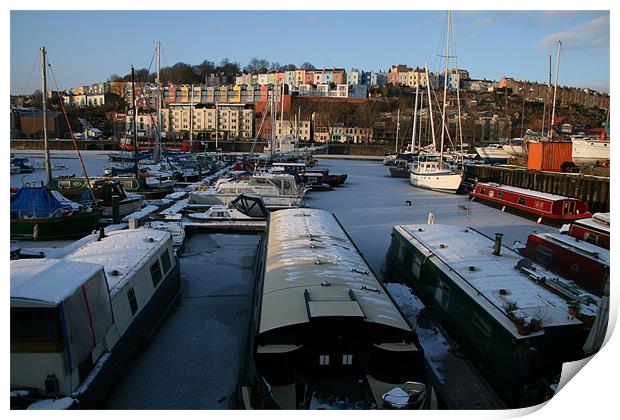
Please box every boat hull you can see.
[475,147,510,164]
[502,144,526,158]
[10,211,101,240]
[70,260,181,408]
[409,171,463,194]
[389,166,410,178]
[189,192,304,209]
[571,139,610,165]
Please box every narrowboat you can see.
[562,212,609,250]
[518,232,609,296]
[10,229,181,409]
[243,209,430,410]
[470,182,592,225]
[387,224,597,407]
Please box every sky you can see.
[10,9,610,95]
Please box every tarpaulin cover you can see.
[10,187,79,218]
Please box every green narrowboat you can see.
[387,224,597,407]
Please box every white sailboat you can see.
[571,137,610,165]
[410,11,463,194]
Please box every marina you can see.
[9,8,611,412]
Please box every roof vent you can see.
[468,266,477,272]
[499,288,508,295]
[110,270,121,276]
[439,244,446,249]
[144,237,155,243]
[321,281,331,287]
[314,259,321,265]
[417,228,424,232]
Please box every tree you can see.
[300,62,316,70]
[281,64,297,71]
[269,62,281,72]
[244,57,270,74]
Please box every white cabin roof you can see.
[260,209,411,335]
[480,182,579,202]
[395,224,584,337]
[575,213,610,233]
[11,259,103,306]
[64,229,171,296]
[538,233,610,265]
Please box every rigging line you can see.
[47,61,96,202]
[21,52,40,98]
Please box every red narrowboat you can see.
[470,182,592,224]
[520,232,609,296]
[562,213,610,250]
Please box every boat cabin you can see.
[249,209,428,409]
[564,212,610,249]
[470,182,592,224]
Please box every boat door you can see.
[563,201,576,215]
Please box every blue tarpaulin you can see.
[10,187,79,218]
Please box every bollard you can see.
[111,195,120,224]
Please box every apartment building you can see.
[161,103,254,140]
[274,119,312,141]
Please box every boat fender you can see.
[405,200,412,206]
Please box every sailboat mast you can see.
[155,41,162,162]
[132,66,139,178]
[40,46,52,186]
[550,40,561,139]
[411,82,419,152]
[189,84,194,151]
[439,10,452,165]
[395,108,400,153]
[270,88,275,158]
[542,54,551,136]
[425,63,437,152]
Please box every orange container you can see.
[527,141,573,172]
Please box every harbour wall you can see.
[465,164,610,213]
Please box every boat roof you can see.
[64,229,171,296]
[479,182,580,202]
[537,233,610,265]
[260,209,411,335]
[11,259,103,307]
[394,224,584,338]
[575,213,610,233]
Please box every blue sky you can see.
[10,10,610,94]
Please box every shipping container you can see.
[527,141,572,172]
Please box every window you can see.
[435,280,451,310]
[570,264,580,275]
[411,256,422,278]
[342,354,353,365]
[398,241,405,262]
[518,197,526,205]
[535,245,553,266]
[127,287,138,315]
[150,259,162,287]
[584,232,599,245]
[161,250,172,274]
[470,313,492,356]
[319,355,330,365]
[480,188,486,195]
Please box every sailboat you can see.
[410,12,463,194]
[10,47,101,240]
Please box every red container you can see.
[527,141,572,172]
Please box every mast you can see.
[155,41,162,162]
[189,84,194,151]
[549,40,561,140]
[425,63,437,152]
[395,108,400,153]
[411,82,419,152]
[542,54,551,136]
[132,66,139,178]
[40,46,52,186]
[215,103,219,149]
[270,88,275,158]
[439,10,452,165]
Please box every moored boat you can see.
[243,209,430,409]
[571,137,610,165]
[10,229,180,409]
[469,182,592,225]
[409,161,463,194]
[475,144,510,164]
[562,212,609,249]
[387,224,597,407]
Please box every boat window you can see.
[570,264,580,275]
[535,246,553,266]
[470,312,492,356]
[584,232,599,245]
[480,188,486,195]
[411,256,422,278]
[497,191,504,199]
[11,307,65,352]
[563,201,576,215]
[398,241,406,262]
[319,355,330,366]
[488,190,495,198]
[342,354,353,365]
[151,259,163,287]
[435,280,451,310]
[161,249,172,274]
[518,197,526,205]
[127,287,138,315]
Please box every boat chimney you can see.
[97,226,106,241]
[493,233,503,256]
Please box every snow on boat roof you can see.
[395,224,583,338]
[575,213,610,233]
[479,182,580,202]
[538,233,610,265]
[260,208,411,335]
[64,229,171,296]
[11,259,103,306]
